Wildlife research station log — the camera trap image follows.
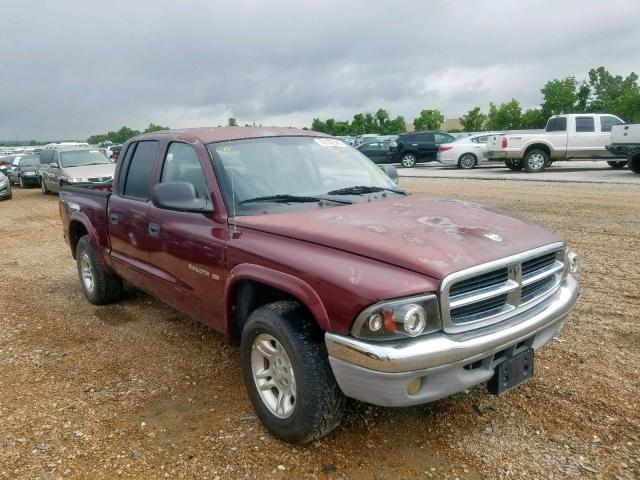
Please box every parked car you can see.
[356,140,394,164]
[107,144,122,160]
[0,171,11,200]
[7,155,42,188]
[606,123,640,174]
[59,127,579,444]
[0,155,15,177]
[437,132,504,169]
[486,113,626,173]
[39,148,115,194]
[390,131,456,167]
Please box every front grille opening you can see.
[516,341,526,349]
[449,267,509,297]
[451,293,508,323]
[494,349,506,360]
[463,360,483,371]
[522,252,558,277]
[521,276,556,303]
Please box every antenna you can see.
[224,73,230,126]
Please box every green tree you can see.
[540,77,578,117]
[460,107,486,131]
[227,117,238,127]
[143,122,169,133]
[311,118,328,133]
[384,116,406,134]
[413,109,444,131]
[520,109,546,129]
[486,100,522,130]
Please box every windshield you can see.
[19,156,41,166]
[60,150,112,168]
[208,136,400,215]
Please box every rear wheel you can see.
[400,153,417,168]
[523,149,548,173]
[40,177,50,194]
[607,160,627,169]
[457,153,477,169]
[240,301,345,443]
[628,155,640,174]
[76,235,123,305]
[505,158,523,171]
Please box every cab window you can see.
[161,143,209,199]
[575,116,595,133]
[122,141,159,200]
[600,115,622,132]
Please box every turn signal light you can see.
[501,138,508,148]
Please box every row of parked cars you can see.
[0,146,117,200]
[354,113,639,174]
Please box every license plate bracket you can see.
[488,347,534,395]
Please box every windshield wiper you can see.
[240,194,351,205]
[326,185,406,196]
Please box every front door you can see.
[107,140,161,287]
[147,141,227,330]
[568,115,599,158]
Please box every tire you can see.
[400,153,417,168]
[523,149,548,173]
[457,153,477,169]
[505,158,523,171]
[607,160,627,169]
[545,159,555,168]
[19,176,26,188]
[40,177,50,194]
[240,301,346,443]
[76,235,123,305]
[628,155,640,174]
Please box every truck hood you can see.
[236,195,561,280]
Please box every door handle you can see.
[148,223,161,237]
[109,212,120,224]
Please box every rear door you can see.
[108,140,162,287]
[146,141,228,329]
[567,115,600,158]
[597,115,624,157]
[414,132,436,160]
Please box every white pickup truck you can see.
[486,113,626,173]
[606,123,640,174]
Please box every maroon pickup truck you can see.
[59,127,579,443]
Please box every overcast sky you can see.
[2,0,640,140]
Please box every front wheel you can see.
[400,153,417,168]
[240,301,345,443]
[76,235,123,304]
[457,153,477,169]
[607,160,627,169]
[40,178,50,194]
[523,149,548,173]
[628,155,640,174]
[19,176,26,188]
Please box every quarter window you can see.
[161,143,209,198]
[122,141,159,200]
[575,117,595,133]
[600,115,622,132]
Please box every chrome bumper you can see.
[325,275,578,407]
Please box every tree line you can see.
[311,66,640,135]
[86,123,169,145]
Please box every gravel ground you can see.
[0,181,638,480]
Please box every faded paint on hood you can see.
[62,163,115,178]
[236,195,561,280]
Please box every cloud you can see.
[1,0,639,139]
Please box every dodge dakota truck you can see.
[487,113,626,172]
[58,127,579,443]
[606,123,640,174]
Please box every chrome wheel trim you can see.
[79,250,95,293]
[401,154,416,167]
[459,154,475,169]
[528,153,545,170]
[251,333,296,419]
[40,179,46,193]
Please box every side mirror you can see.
[381,165,399,185]
[151,181,213,213]
[49,162,59,169]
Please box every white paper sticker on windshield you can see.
[314,138,347,147]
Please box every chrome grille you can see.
[87,176,112,183]
[440,243,565,333]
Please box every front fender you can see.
[225,263,331,333]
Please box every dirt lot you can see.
[1,179,638,480]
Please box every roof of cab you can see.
[135,127,330,144]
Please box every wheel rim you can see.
[41,179,46,193]
[251,334,296,419]
[401,154,415,167]
[460,154,475,168]
[79,250,95,293]
[528,153,545,170]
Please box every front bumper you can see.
[0,183,11,198]
[325,275,579,407]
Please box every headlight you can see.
[564,246,579,273]
[351,294,441,341]
[71,177,88,183]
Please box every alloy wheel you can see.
[79,250,95,293]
